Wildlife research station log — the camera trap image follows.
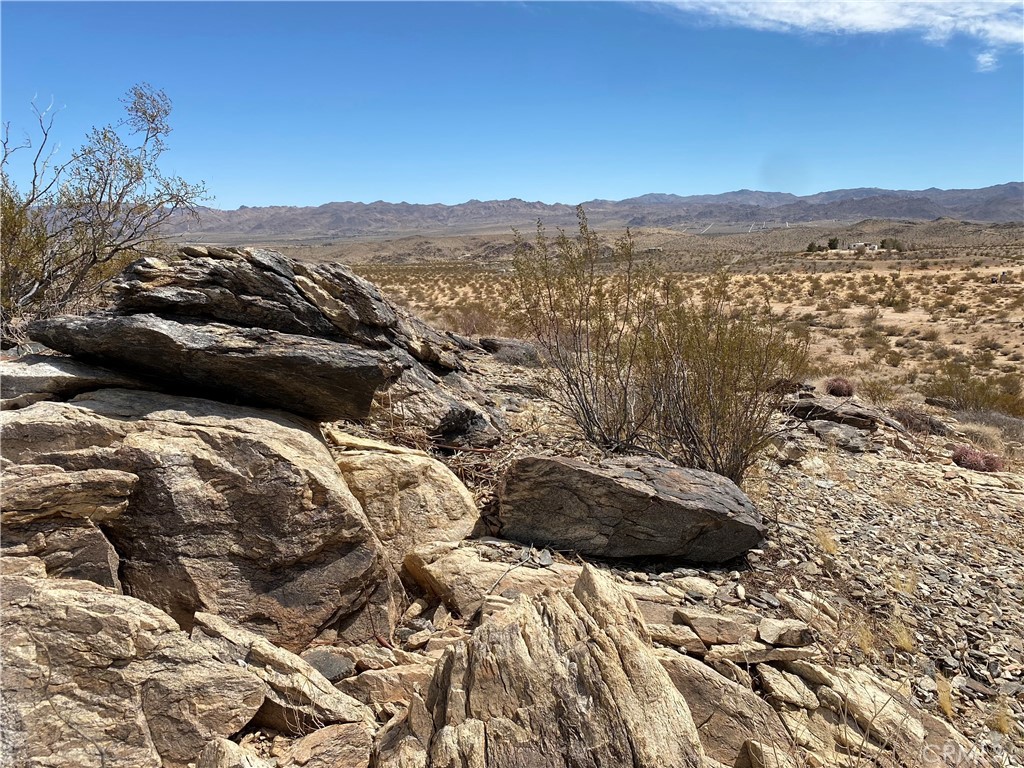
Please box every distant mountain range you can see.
[173,183,1023,243]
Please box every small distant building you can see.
[850,242,879,251]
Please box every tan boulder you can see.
[1,390,402,651]
[332,437,479,566]
[656,649,793,765]
[190,612,371,736]
[403,542,579,618]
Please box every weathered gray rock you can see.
[497,455,766,562]
[478,336,541,366]
[806,420,878,453]
[1,389,402,652]
[332,436,479,567]
[1,573,265,768]
[785,394,902,432]
[190,613,371,736]
[28,313,404,421]
[374,565,706,768]
[0,353,143,409]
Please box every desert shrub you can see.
[441,301,505,337]
[644,274,810,484]
[921,361,1024,417]
[956,410,1024,446]
[859,377,898,404]
[825,377,855,397]
[888,402,949,436]
[951,444,1005,472]
[511,206,809,485]
[510,207,661,451]
[2,85,206,344]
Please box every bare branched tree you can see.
[1,83,207,343]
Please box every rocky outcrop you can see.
[27,247,502,444]
[0,573,266,768]
[330,434,479,567]
[0,389,402,652]
[374,566,706,768]
[497,455,766,562]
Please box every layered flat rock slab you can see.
[785,394,902,432]
[28,313,403,422]
[1,389,402,652]
[1,573,265,768]
[497,455,765,562]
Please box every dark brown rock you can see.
[28,313,403,422]
[497,455,765,562]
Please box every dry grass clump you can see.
[824,376,855,397]
[951,444,1005,472]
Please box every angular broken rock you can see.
[375,565,706,768]
[785,394,903,432]
[28,313,404,421]
[498,455,765,562]
[402,541,580,618]
[2,573,265,768]
[1,389,402,651]
[757,617,815,648]
[655,649,794,765]
[190,612,371,736]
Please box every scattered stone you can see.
[758,618,815,648]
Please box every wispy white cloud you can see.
[975,51,998,70]
[656,1,1023,70]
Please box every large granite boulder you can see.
[0,573,266,768]
[0,389,403,652]
[28,246,501,444]
[497,455,765,562]
[374,566,705,768]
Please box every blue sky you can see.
[2,1,1022,208]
